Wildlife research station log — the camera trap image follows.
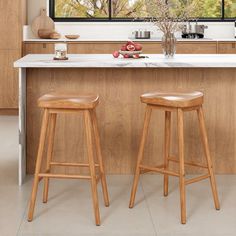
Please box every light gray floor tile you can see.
[18,176,156,236]
[0,116,29,236]
[0,116,236,236]
[141,175,236,236]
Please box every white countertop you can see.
[14,54,236,68]
[24,38,236,42]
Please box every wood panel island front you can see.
[14,54,236,185]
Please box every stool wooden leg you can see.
[43,113,57,203]
[129,105,152,208]
[164,111,171,197]
[197,106,220,210]
[28,109,50,222]
[177,108,186,224]
[90,109,109,207]
[84,110,101,226]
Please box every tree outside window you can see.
[52,0,236,20]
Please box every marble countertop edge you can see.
[14,54,236,69]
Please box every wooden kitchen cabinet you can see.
[24,42,162,54]
[218,42,236,54]
[176,42,217,54]
[0,50,20,108]
[24,41,219,55]
[0,0,26,113]
[0,1,25,50]
[68,42,162,54]
[23,43,55,55]
[68,42,121,54]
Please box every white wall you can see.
[28,0,47,24]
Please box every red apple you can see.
[112,51,120,58]
[133,54,140,59]
[121,45,127,51]
[127,44,135,51]
[134,43,142,51]
[123,54,130,58]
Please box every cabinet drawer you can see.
[176,42,217,54]
[23,43,55,55]
[218,42,236,54]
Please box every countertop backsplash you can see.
[24,22,236,42]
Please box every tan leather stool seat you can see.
[141,91,203,108]
[38,93,99,109]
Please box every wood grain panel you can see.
[0,1,25,50]
[176,42,217,54]
[23,41,218,55]
[26,67,236,174]
[0,0,26,110]
[0,50,20,108]
[23,43,55,55]
[218,42,236,54]
[68,42,162,54]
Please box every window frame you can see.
[49,0,236,22]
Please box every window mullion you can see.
[109,0,112,20]
[222,0,225,20]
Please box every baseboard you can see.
[0,108,19,116]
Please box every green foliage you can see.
[54,0,236,18]
[55,0,109,18]
[225,0,236,17]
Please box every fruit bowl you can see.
[119,50,142,56]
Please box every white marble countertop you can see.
[14,54,236,68]
[24,38,236,42]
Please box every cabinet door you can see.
[218,42,236,54]
[0,50,20,108]
[23,43,55,55]
[140,43,162,53]
[0,1,22,50]
[176,42,217,54]
[68,43,121,54]
[68,42,162,54]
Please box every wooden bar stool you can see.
[28,93,109,226]
[129,91,220,224]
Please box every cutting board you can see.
[31,8,55,37]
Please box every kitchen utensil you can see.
[38,29,54,39]
[31,8,55,37]
[133,30,152,39]
[65,35,80,40]
[182,22,208,39]
[50,32,61,39]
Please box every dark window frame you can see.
[49,0,236,22]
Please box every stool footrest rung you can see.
[185,174,210,185]
[38,173,92,180]
[50,161,99,168]
[139,165,179,177]
[140,164,165,174]
[168,157,208,169]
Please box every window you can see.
[225,0,236,18]
[50,0,236,21]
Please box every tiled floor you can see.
[0,116,236,236]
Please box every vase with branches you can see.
[145,0,198,57]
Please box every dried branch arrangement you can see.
[145,0,198,35]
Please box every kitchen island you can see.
[14,54,236,185]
